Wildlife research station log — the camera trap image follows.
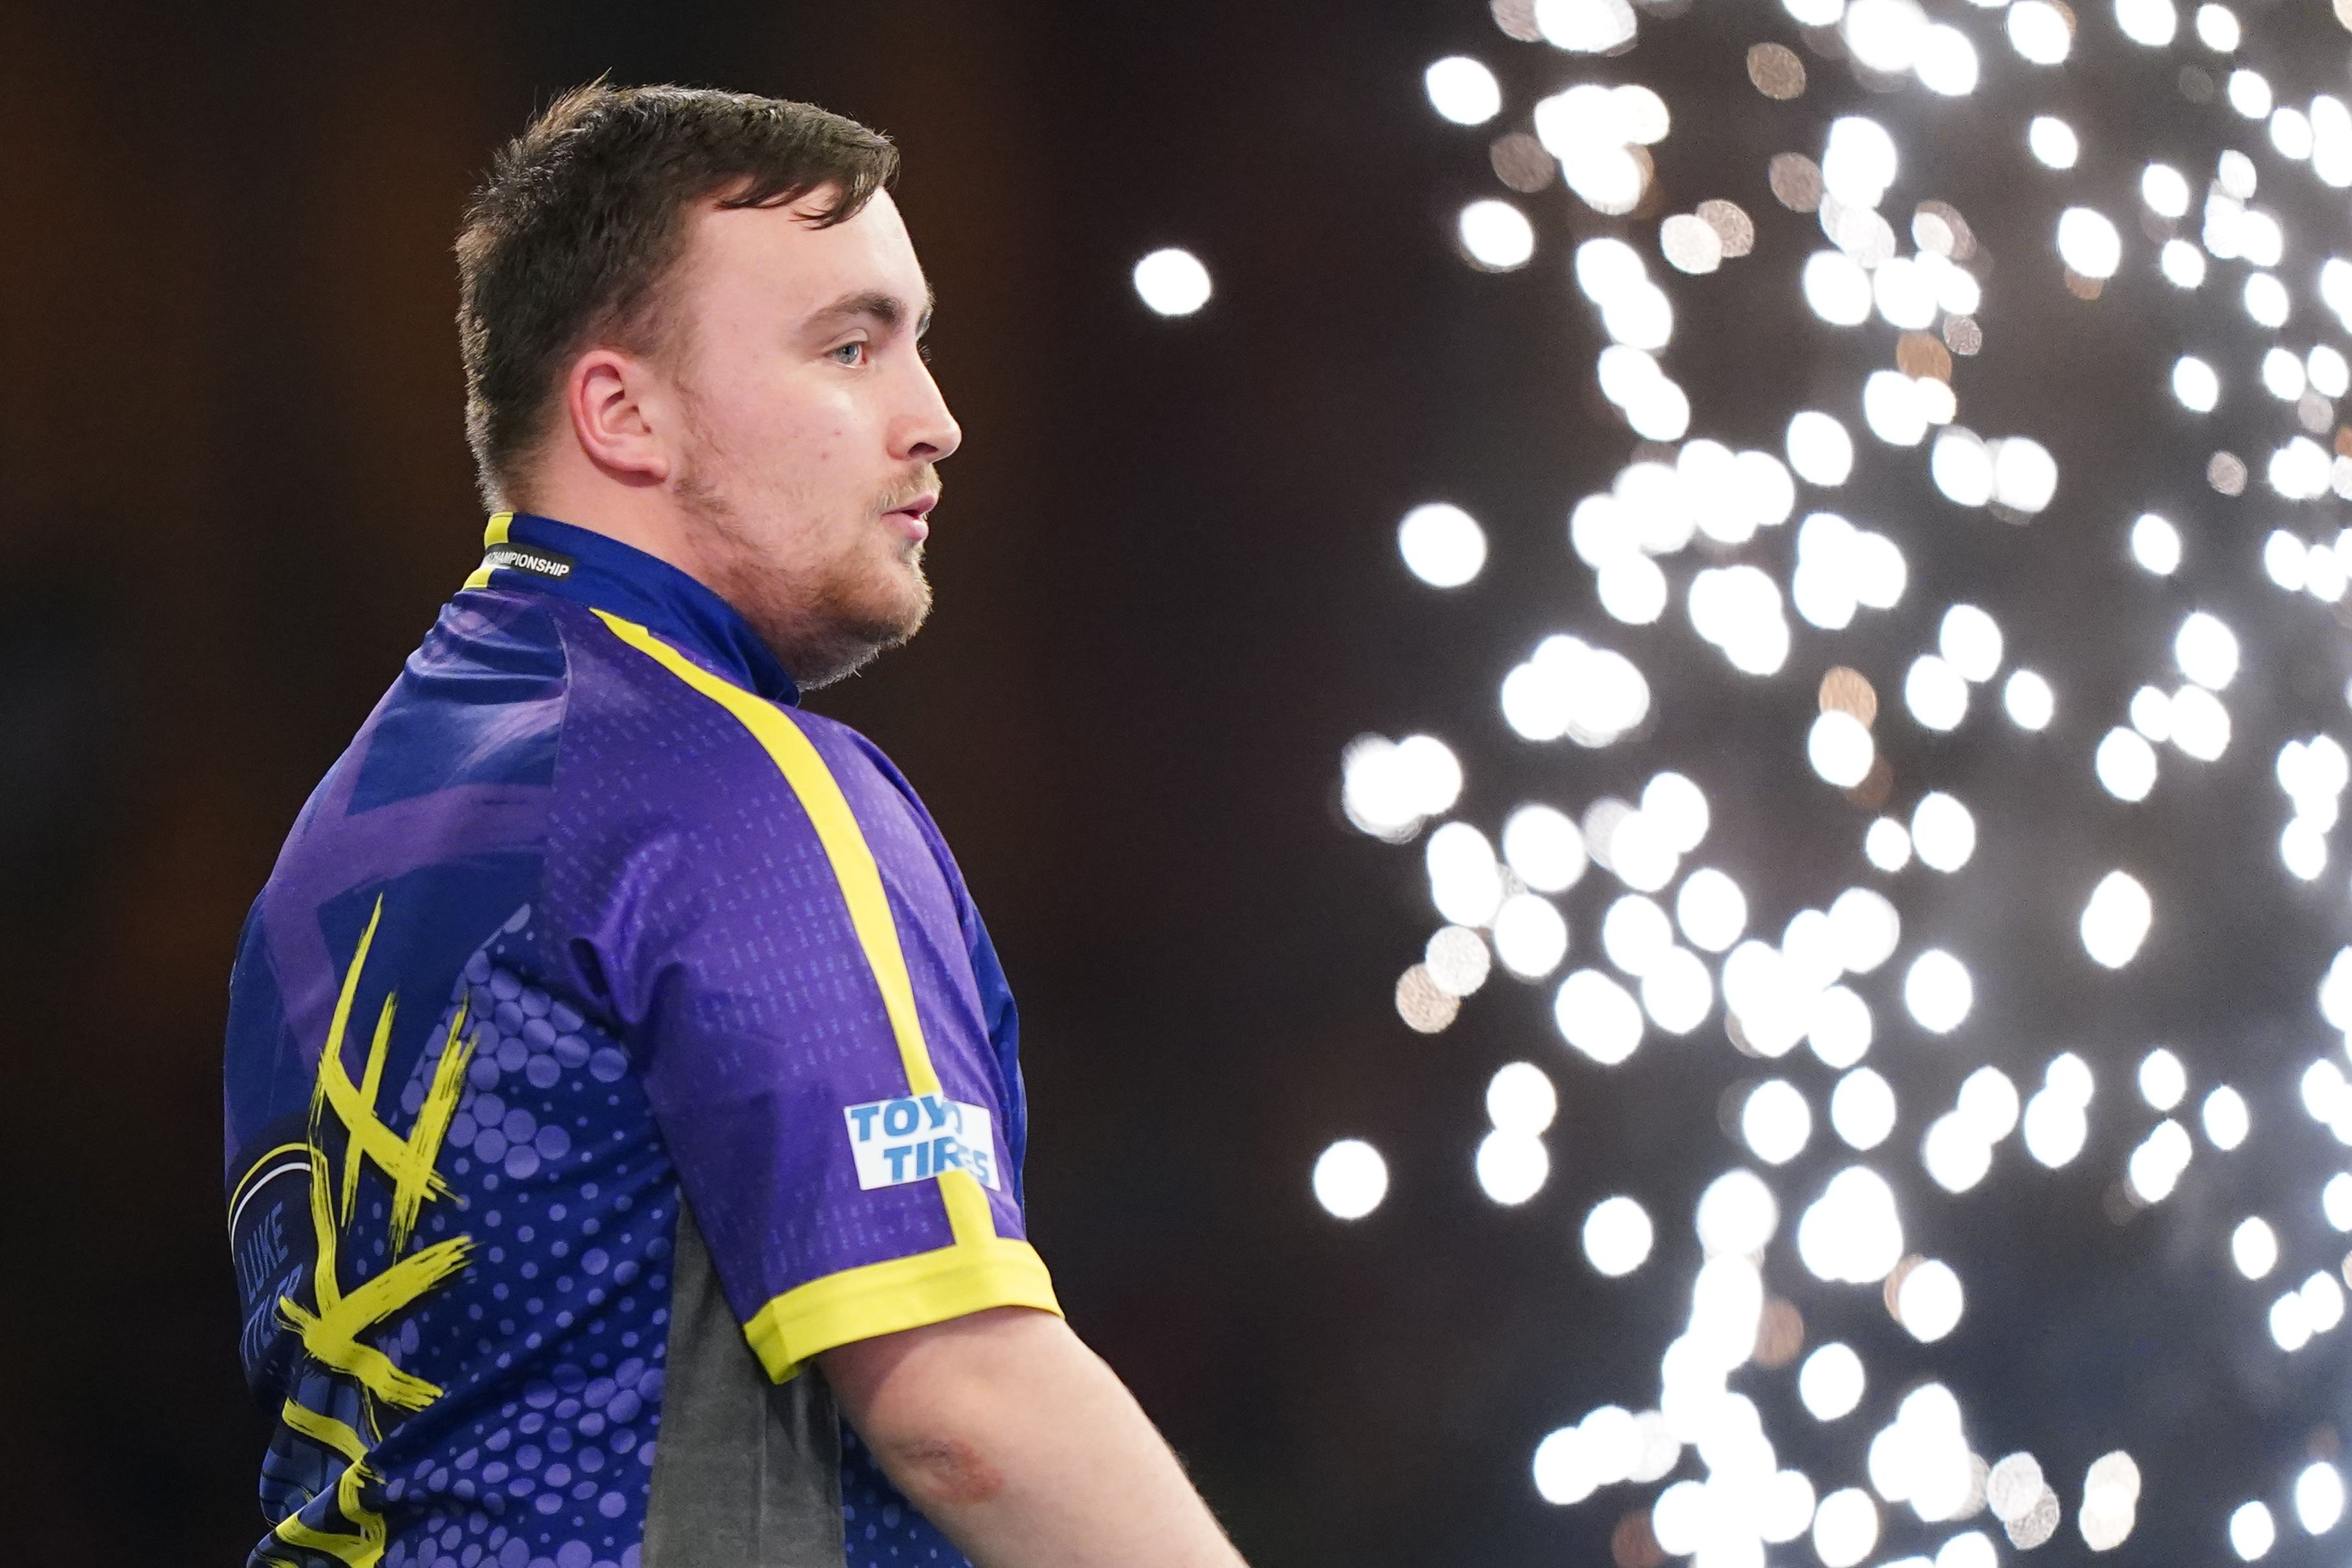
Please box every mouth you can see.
[885,491,938,543]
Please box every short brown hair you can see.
[455,82,898,507]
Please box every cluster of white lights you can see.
[2096,612,2239,804]
[2269,1265,2347,1351]
[1801,238,1976,333]
[1581,441,1795,557]
[1899,605,2003,733]
[1424,821,1567,971]
[1499,632,1653,746]
[1337,1,2352,1558]
[1836,0,1982,91]
[1643,1187,1828,1561]
[1389,771,1760,1059]
[1535,82,1670,217]
[1478,1061,1556,1204]
[1659,202,1757,276]
[2078,1451,2145,1552]
[1793,512,1907,636]
[2201,158,2286,275]
[1986,1450,2064,1550]
[1533,0,1640,57]
[2123,678,2230,762]
[1795,1165,1905,1284]
[1927,427,2057,513]
[1864,1384,1986,1529]
[2276,734,2347,879]
[2021,1052,2094,1169]
[1650,1437,1819,1559]
[1710,888,1905,1059]
[2264,524,2352,605]
[1921,1066,2021,1195]
[1689,564,1793,675]
[1572,442,1803,622]
[1594,346,1689,441]
[1340,731,1462,842]
[2269,435,2334,500]
[2124,1114,2193,1202]
[1531,1405,1682,1506]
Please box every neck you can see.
[518,459,713,593]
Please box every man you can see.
[223,83,1245,1568]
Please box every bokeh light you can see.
[1313,1139,1388,1219]
[1397,503,1487,587]
[1583,1195,1656,1275]
[1133,247,1212,315]
[1424,56,1502,125]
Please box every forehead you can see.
[680,187,927,320]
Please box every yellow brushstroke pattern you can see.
[265,894,478,1564]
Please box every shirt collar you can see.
[465,512,801,707]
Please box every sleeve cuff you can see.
[742,1238,1062,1382]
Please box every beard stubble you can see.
[676,440,938,690]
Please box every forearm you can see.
[821,1307,1247,1568]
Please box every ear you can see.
[563,346,676,485]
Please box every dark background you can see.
[0,1,1489,1554]
[15,0,2352,1562]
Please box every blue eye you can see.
[831,341,868,366]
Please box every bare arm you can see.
[820,1306,1248,1568]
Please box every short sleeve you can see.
[563,616,1059,1381]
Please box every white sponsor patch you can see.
[843,1094,999,1191]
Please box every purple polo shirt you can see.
[223,511,1057,1568]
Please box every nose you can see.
[897,355,962,465]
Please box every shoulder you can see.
[335,591,573,812]
[787,709,927,824]
[787,709,976,906]
[531,615,927,890]
[537,600,799,817]
[534,610,973,903]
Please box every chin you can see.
[769,571,932,691]
[864,549,934,635]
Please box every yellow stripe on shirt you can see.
[461,512,515,590]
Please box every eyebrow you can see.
[807,288,935,337]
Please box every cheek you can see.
[702,367,843,458]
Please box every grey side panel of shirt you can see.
[643,1203,847,1567]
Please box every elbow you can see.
[825,1306,1077,1516]
[866,1432,1010,1514]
